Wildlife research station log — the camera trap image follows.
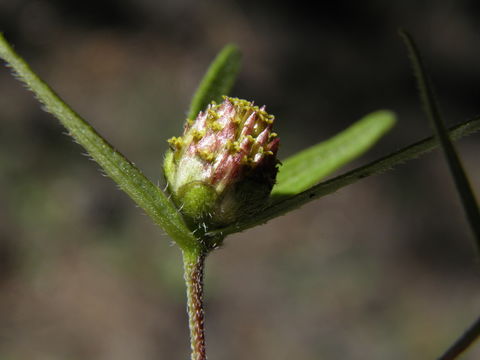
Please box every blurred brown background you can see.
[0,1,479,359]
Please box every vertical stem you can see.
[183,250,207,360]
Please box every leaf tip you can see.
[370,109,397,129]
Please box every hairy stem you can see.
[183,250,207,360]
[0,34,198,252]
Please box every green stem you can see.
[183,250,207,360]
[437,315,480,360]
[399,29,480,252]
[0,34,197,251]
[207,116,480,238]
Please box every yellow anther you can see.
[210,121,223,131]
[207,109,220,119]
[198,149,215,162]
[246,135,255,143]
[167,136,184,150]
[191,129,205,141]
[226,140,240,153]
[241,155,255,166]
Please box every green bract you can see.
[164,97,280,231]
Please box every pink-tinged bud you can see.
[164,96,279,229]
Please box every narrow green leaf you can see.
[272,110,396,198]
[0,34,197,251]
[187,44,241,120]
[399,29,480,252]
[206,117,480,238]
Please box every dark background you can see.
[0,1,479,359]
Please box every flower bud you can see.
[164,96,279,230]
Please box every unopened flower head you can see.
[164,96,279,229]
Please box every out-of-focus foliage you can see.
[0,1,479,359]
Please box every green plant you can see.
[0,31,478,359]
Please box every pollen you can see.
[207,108,220,120]
[167,136,184,150]
[226,140,240,153]
[197,149,215,162]
[191,129,205,141]
[241,154,255,166]
[245,135,255,143]
[163,95,280,229]
[210,121,223,132]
